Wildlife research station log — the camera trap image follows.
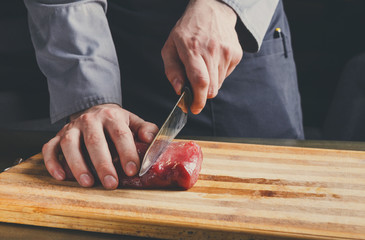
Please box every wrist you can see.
[215,0,237,24]
[188,0,237,25]
[69,103,121,121]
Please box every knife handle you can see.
[183,81,193,99]
[180,82,193,114]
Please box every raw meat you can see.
[60,141,203,190]
[117,141,203,190]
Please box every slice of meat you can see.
[60,141,203,190]
[116,141,203,190]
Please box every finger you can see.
[105,118,140,177]
[217,52,231,90]
[174,41,209,114]
[81,120,118,190]
[226,60,237,78]
[226,49,243,78]
[202,54,219,99]
[181,54,210,114]
[42,135,66,181]
[161,39,186,95]
[60,128,95,188]
[129,112,159,144]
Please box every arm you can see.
[24,0,121,123]
[24,0,158,189]
[162,0,278,114]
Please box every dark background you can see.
[285,0,365,139]
[0,0,49,124]
[1,0,365,140]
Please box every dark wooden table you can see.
[0,129,364,240]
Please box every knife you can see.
[139,85,193,176]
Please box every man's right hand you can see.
[42,104,159,190]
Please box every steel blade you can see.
[139,87,192,176]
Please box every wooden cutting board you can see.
[0,140,364,240]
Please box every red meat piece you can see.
[60,141,203,190]
[117,141,203,190]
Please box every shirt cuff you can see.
[24,0,122,123]
[50,96,121,123]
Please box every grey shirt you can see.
[24,0,278,123]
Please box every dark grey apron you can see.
[107,0,304,139]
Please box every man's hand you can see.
[161,0,243,114]
[42,104,158,190]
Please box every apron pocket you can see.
[244,36,291,59]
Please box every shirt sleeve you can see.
[220,0,279,52]
[24,0,122,123]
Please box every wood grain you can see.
[0,140,364,240]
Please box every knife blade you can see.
[139,85,193,176]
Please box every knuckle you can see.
[102,108,119,121]
[79,113,90,122]
[187,36,201,53]
[173,29,184,41]
[42,142,49,154]
[194,74,209,88]
[143,122,159,134]
[207,39,219,55]
[150,123,159,131]
[85,133,102,145]
[113,128,130,138]
[60,133,73,146]
[79,113,93,127]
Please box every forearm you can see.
[24,0,122,123]
[220,0,279,52]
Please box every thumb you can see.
[161,38,186,95]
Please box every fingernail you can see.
[103,175,118,189]
[80,173,93,187]
[126,161,137,176]
[173,78,183,95]
[54,169,65,180]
